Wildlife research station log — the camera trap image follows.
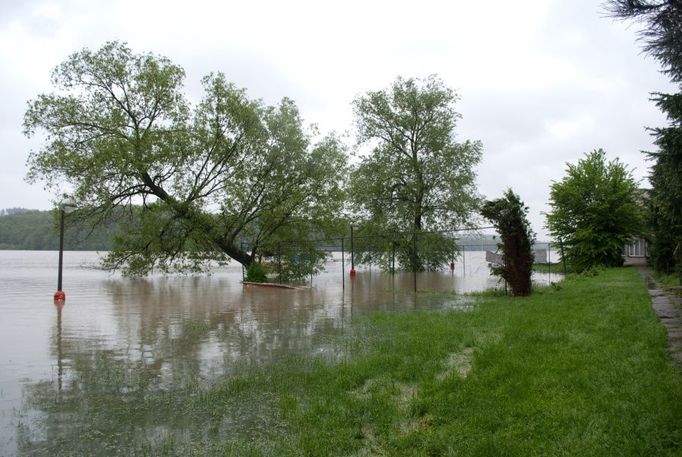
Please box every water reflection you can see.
[54,302,64,392]
[0,251,560,455]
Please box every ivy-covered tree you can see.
[24,42,347,276]
[349,75,482,271]
[606,0,682,273]
[481,190,535,296]
[546,149,644,272]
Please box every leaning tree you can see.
[24,42,347,276]
[349,75,482,271]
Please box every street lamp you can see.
[54,197,77,302]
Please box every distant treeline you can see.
[0,208,551,253]
[263,234,548,253]
[0,208,119,250]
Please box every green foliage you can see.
[546,149,644,272]
[350,227,459,273]
[275,244,329,283]
[606,1,682,83]
[349,75,481,271]
[652,270,682,288]
[481,189,535,296]
[99,203,218,276]
[244,262,268,282]
[24,41,347,276]
[607,1,682,274]
[647,92,682,273]
[254,217,343,282]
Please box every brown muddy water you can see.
[0,250,560,455]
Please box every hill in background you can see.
[0,209,118,250]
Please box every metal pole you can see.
[350,225,356,276]
[57,209,65,292]
[241,241,245,282]
[559,238,567,275]
[547,243,552,282]
[413,231,417,293]
[451,238,455,273]
[278,243,282,284]
[391,241,396,275]
[54,198,76,301]
[391,240,396,291]
[341,237,345,290]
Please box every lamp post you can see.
[54,197,77,302]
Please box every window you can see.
[627,238,647,257]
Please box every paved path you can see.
[638,267,682,369]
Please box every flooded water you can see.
[0,250,560,455]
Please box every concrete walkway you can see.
[638,267,682,369]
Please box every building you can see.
[623,237,648,266]
[623,188,650,266]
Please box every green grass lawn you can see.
[198,268,682,456]
[23,268,682,456]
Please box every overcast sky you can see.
[0,0,675,237]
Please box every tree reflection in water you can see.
[16,272,477,455]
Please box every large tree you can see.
[350,75,482,271]
[606,0,682,273]
[24,42,347,276]
[546,149,644,272]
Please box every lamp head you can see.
[58,197,77,214]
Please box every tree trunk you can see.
[141,172,253,266]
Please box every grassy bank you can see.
[214,268,682,456]
[653,270,682,289]
[22,268,682,456]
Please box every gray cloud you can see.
[0,0,673,238]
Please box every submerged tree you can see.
[606,0,682,273]
[481,190,535,296]
[350,75,482,271]
[546,149,644,272]
[24,42,347,276]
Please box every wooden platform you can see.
[242,281,308,290]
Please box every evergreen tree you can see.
[481,190,535,296]
[607,1,682,272]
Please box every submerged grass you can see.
[20,268,682,456]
